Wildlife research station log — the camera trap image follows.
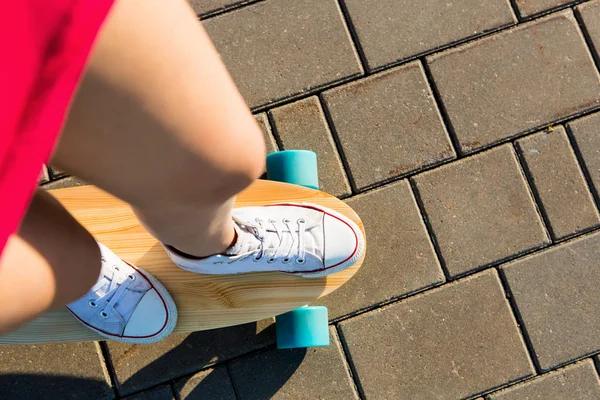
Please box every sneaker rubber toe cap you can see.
[123,289,168,337]
[323,214,359,268]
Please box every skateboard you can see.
[0,151,365,348]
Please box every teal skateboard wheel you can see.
[266,150,319,190]
[276,306,329,349]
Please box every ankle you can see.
[166,227,238,259]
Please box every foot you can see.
[66,243,177,343]
[165,203,365,278]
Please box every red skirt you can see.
[0,0,114,254]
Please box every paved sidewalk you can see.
[3,0,600,399]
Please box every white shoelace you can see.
[223,216,307,265]
[88,257,136,318]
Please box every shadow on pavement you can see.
[0,374,113,400]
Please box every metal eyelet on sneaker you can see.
[113,265,120,271]
[267,257,276,263]
[128,274,135,281]
[283,218,291,223]
[269,219,276,224]
[253,255,261,262]
[99,311,109,319]
[88,300,97,308]
[298,218,306,224]
[296,258,306,264]
[282,257,291,264]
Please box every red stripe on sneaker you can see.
[67,260,170,339]
[264,203,360,275]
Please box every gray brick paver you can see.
[339,270,534,400]
[578,1,600,56]
[174,365,236,400]
[413,144,549,276]
[428,11,600,153]
[569,111,600,200]
[229,327,359,400]
[254,113,278,155]
[269,97,351,197]
[315,180,444,319]
[344,0,515,69]
[203,0,362,108]
[123,384,175,400]
[502,231,600,370]
[516,127,600,240]
[188,0,244,16]
[515,0,575,17]
[488,359,600,400]
[0,342,113,400]
[322,61,454,190]
[106,319,274,395]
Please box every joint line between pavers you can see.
[511,142,555,242]
[564,123,600,214]
[317,94,360,195]
[96,341,119,397]
[335,0,369,74]
[508,0,524,22]
[420,58,462,157]
[574,6,600,94]
[496,266,543,375]
[517,0,588,21]
[408,178,452,281]
[334,324,366,400]
[197,0,265,21]
[328,279,445,325]
[225,362,242,400]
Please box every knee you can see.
[166,116,267,204]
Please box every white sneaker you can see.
[66,243,177,344]
[166,203,365,278]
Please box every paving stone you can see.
[569,110,600,201]
[106,319,274,395]
[203,0,361,108]
[229,327,358,400]
[49,165,67,179]
[254,113,278,155]
[269,97,351,197]
[123,385,175,400]
[42,176,87,189]
[344,0,515,70]
[339,270,533,399]
[516,127,600,240]
[188,0,244,16]
[316,180,444,319]
[515,0,574,17]
[578,1,600,56]
[428,11,600,153]
[413,144,549,276]
[322,62,454,190]
[174,366,236,400]
[0,342,113,400]
[502,231,600,370]
[488,359,600,400]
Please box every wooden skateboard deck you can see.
[0,180,365,344]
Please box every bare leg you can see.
[0,190,100,333]
[53,0,266,257]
